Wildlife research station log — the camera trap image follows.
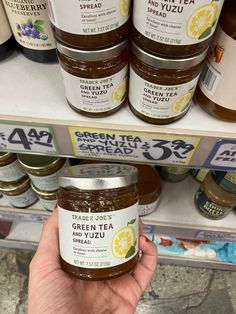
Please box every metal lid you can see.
[17,154,62,171]
[131,41,208,70]
[0,177,30,193]
[56,40,128,61]
[0,152,15,161]
[31,183,58,197]
[59,163,138,190]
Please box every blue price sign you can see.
[204,140,236,170]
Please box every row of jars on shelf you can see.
[0,1,235,122]
[0,151,235,220]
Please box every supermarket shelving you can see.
[0,52,235,169]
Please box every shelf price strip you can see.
[0,122,59,154]
[0,211,48,223]
[69,127,201,166]
[195,231,236,242]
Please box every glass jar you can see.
[211,171,236,194]
[0,1,15,61]
[31,184,57,212]
[58,163,139,281]
[17,154,67,192]
[0,152,26,183]
[129,41,207,125]
[195,172,236,220]
[160,166,190,182]
[133,164,161,216]
[0,177,38,208]
[57,40,129,118]
[2,0,57,63]
[132,0,224,58]
[191,168,209,183]
[196,0,236,121]
[47,0,131,49]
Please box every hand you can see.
[28,210,158,314]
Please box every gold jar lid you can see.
[31,183,58,198]
[17,154,64,171]
[0,152,15,162]
[0,176,30,193]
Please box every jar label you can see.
[4,187,38,208]
[133,0,224,46]
[47,0,130,35]
[139,197,160,216]
[2,0,56,50]
[0,160,26,182]
[191,169,209,183]
[0,1,12,44]
[212,171,236,193]
[61,66,128,113]
[58,203,139,269]
[28,161,67,192]
[39,197,57,212]
[195,186,232,219]
[199,26,236,111]
[129,67,199,119]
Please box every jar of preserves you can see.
[58,163,139,280]
[47,0,131,49]
[0,152,26,183]
[160,166,190,182]
[0,1,15,61]
[195,172,236,220]
[0,177,38,208]
[31,184,57,212]
[57,41,129,118]
[196,0,236,121]
[211,171,236,194]
[132,0,224,58]
[17,154,67,192]
[2,0,57,63]
[133,164,161,216]
[129,42,207,124]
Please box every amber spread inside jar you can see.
[129,42,207,125]
[0,177,38,208]
[195,172,236,220]
[58,163,139,281]
[0,152,26,183]
[17,154,67,192]
[48,0,131,49]
[57,41,129,118]
[132,0,224,58]
[196,0,236,121]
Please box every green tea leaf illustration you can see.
[198,27,212,40]
[128,219,136,225]
[125,246,135,259]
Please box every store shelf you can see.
[0,52,235,169]
[0,221,235,271]
[143,176,236,242]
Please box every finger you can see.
[34,208,60,265]
[132,235,158,293]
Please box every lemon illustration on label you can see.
[173,91,193,113]
[187,3,218,39]
[112,77,127,104]
[112,224,136,259]
[120,0,131,17]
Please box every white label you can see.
[4,187,38,208]
[0,160,26,182]
[2,0,56,50]
[0,1,12,44]
[139,196,160,216]
[58,203,139,269]
[39,197,57,211]
[28,162,66,191]
[133,0,224,46]
[129,67,199,119]
[199,26,236,111]
[61,66,128,113]
[48,0,130,35]
[0,124,58,154]
[209,143,236,169]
